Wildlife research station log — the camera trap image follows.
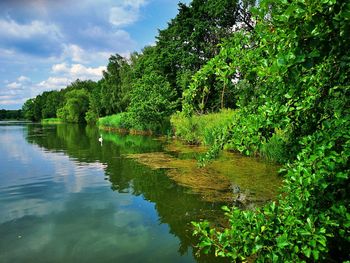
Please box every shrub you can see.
[194,117,350,262]
[191,0,350,261]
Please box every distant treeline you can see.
[0,109,23,120]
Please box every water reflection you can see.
[0,123,281,262]
[25,124,228,261]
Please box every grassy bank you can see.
[41,118,63,124]
[171,109,289,163]
[98,113,153,135]
[170,109,235,145]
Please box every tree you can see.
[57,89,89,123]
[85,82,103,124]
[127,72,178,131]
[22,98,39,121]
[100,54,131,115]
[156,0,255,96]
[41,91,64,119]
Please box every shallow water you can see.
[0,122,282,262]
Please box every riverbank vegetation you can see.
[171,109,235,146]
[41,118,63,124]
[20,0,349,261]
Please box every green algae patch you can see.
[210,151,281,202]
[126,152,234,203]
[164,139,208,159]
[126,142,282,205]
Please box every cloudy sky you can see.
[0,0,189,110]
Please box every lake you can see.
[0,122,282,262]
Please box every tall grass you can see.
[260,128,290,163]
[98,113,127,129]
[170,109,235,145]
[171,110,289,164]
[98,112,173,135]
[41,118,63,124]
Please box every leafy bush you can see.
[84,110,99,124]
[127,72,178,132]
[194,116,350,262]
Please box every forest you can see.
[21,0,349,261]
[0,109,23,120]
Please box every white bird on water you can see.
[98,134,103,145]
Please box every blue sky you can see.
[0,0,190,110]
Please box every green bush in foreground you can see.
[193,116,350,262]
[190,0,350,261]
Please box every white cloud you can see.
[0,18,64,58]
[61,43,114,65]
[0,18,62,40]
[0,48,15,56]
[18,76,31,83]
[62,44,85,63]
[122,0,147,9]
[0,95,13,100]
[51,63,106,81]
[4,76,31,91]
[1,61,105,109]
[52,63,69,73]
[109,0,147,27]
[109,6,138,27]
[70,64,106,78]
[6,82,22,89]
[77,27,135,60]
[0,0,154,109]
[37,77,71,90]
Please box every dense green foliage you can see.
[190,0,350,261]
[0,109,23,120]
[57,89,90,123]
[99,54,132,116]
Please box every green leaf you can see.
[276,234,289,249]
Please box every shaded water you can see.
[0,122,282,262]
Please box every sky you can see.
[0,0,190,110]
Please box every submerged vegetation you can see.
[126,145,281,204]
[20,0,349,261]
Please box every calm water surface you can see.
[0,122,282,262]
